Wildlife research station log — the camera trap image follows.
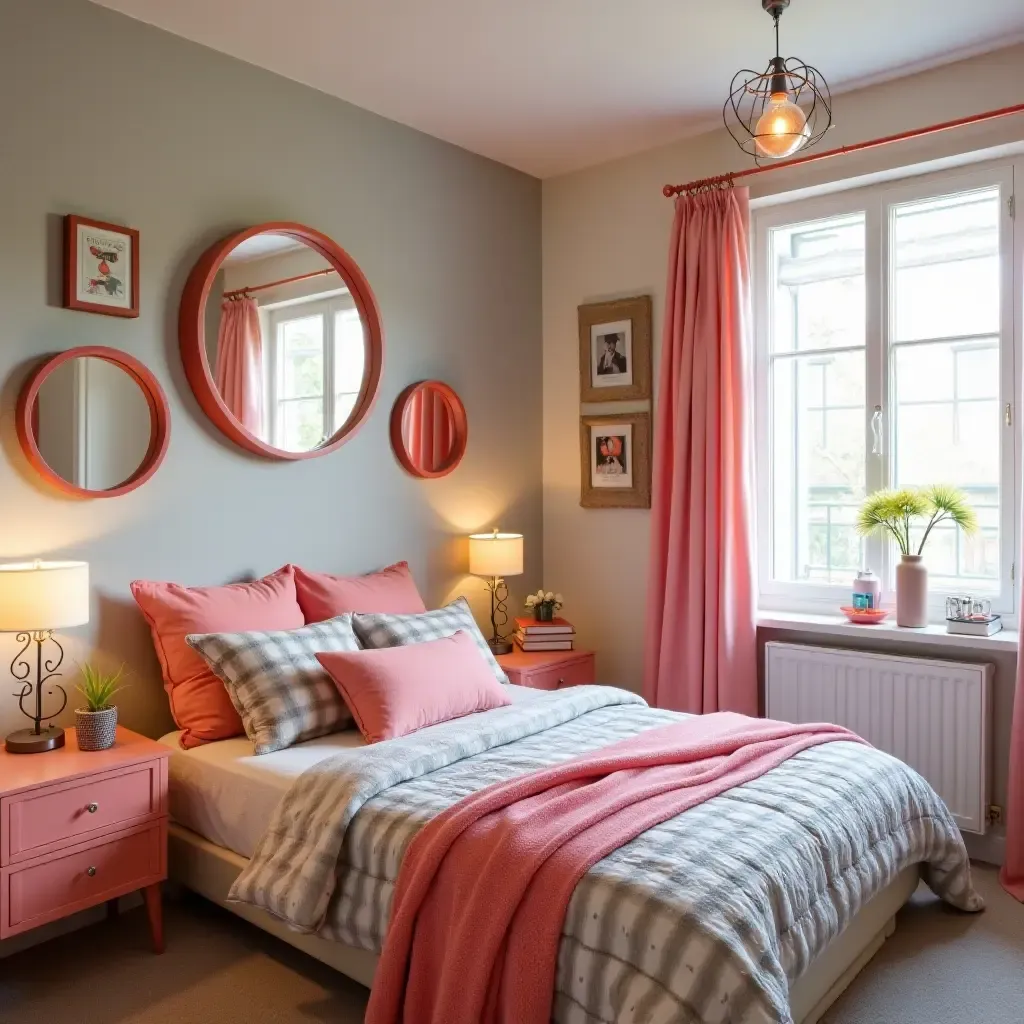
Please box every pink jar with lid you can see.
[853,570,881,610]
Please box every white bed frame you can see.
[169,822,918,1023]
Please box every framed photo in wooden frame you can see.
[580,412,651,509]
[63,215,140,318]
[578,295,651,402]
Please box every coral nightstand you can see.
[0,726,169,951]
[497,648,596,690]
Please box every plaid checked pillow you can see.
[186,615,361,754]
[352,597,508,686]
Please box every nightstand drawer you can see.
[1,820,166,939]
[526,655,595,691]
[1,760,167,866]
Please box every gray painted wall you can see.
[0,0,542,740]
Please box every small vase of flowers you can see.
[75,664,128,752]
[856,485,976,628]
[525,590,563,623]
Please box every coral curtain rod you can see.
[223,267,337,299]
[663,101,1024,198]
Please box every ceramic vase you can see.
[75,706,118,751]
[534,603,554,622]
[896,555,928,627]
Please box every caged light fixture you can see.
[724,0,832,163]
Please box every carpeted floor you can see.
[0,865,1020,1023]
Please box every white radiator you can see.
[765,642,992,834]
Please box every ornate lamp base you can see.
[488,638,513,656]
[5,725,66,754]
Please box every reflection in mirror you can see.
[33,357,152,492]
[403,386,458,474]
[392,381,467,478]
[207,232,367,453]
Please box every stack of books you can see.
[514,616,575,652]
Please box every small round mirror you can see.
[17,347,170,498]
[390,381,467,479]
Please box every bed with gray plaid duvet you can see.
[230,685,981,1024]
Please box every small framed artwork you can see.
[578,295,652,402]
[63,215,140,318]
[580,412,652,509]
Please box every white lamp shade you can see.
[0,561,90,632]
[468,532,524,578]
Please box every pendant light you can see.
[724,0,832,163]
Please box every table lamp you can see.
[468,530,523,655]
[0,560,90,754]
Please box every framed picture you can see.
[63,215,140,318]
[578,295,651,402]
[580,412,651,509]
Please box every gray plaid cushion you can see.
[186,615,360,754]
[352,596,508,685]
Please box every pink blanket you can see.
[366,712,865,1024]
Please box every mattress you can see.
[159,729,368,858]
[159,682,546,858]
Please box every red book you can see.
[514,616,575,636]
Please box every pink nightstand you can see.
[0,726,169,951]
[497,648,596,690]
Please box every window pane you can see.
[332,311,365,431]
[278,398,325,452]
[280,315,324,399]
[892,188,1000,342]
[771,350,865,583]
[892,339,1000,592]
[769,213,865,353]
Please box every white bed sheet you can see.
[159,729,368,858]
[160,683,546,859]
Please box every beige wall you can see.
[0,0,542,742]
[543,45,1024,856]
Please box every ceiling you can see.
[91,0,1024,178]
[223,234,306,263]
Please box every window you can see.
[754,164,1019,616]
[264,296,366,452]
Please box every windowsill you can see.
[757,610,1019,653]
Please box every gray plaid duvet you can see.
[231,685,981,1024]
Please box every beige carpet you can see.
[0,865,1020,1023]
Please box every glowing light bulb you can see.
[753,91,810,159]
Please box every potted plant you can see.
[525,590,564,623]
[75,664,127,751]
[856,485,976,627]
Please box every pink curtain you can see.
[644,187,757,716]
[1003,627,1024,899]
[407,388,453,472]
[215,296,264,436]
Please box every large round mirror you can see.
[16,347,170,498]
[179,223,383,460]
[390,381,468,479]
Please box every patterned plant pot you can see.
[534,603,554,622]
[75,706,118,751]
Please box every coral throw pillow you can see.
[131,566,305,748]
[293,561,427,622]
[317,630,511,744]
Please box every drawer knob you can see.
[558,678,565,686]
[87,803,99,814]
[86,866,97,877]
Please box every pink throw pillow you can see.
[293,561,427,622]
[131,566,305,748]
[317,630,511,743]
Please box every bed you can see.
[161,684,973,1024]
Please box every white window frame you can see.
[263,293,359,450]
[753,159,1020,622]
